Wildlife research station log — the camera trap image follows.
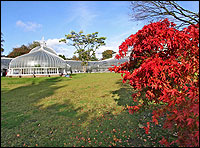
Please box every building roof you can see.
[29,46,57,55]
[1,57,13,70]
[9,46,67,68]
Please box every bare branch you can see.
[129,1,199,29]
[168,1,198,23]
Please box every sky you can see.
[1,1,199,59]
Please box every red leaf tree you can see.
[109,19,199,147]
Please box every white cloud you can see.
[45,38,67,47]
[16,20,42,31]
[55,46,75,57]
[41,38,74,58]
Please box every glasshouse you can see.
[2,40,130,77]
[65,57,128,73]
[7,43,71,77]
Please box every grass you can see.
[1,73,176,147]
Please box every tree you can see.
[27,41,40,49]
[102,50,116,60]
[7,41,40,58]
[1,32,4,55]
[7,45,30,58]
[71,55,79,61]
[59,30,106,66]
[58,54,67,60]
[129,1,199,29]
[109,19,199,147]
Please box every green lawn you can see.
[1,73,176,147]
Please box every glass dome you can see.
[8,44,71,77]
[9,47,66,68]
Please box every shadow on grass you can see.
[109,80,178,147]
[111,81,136,107]
[1,77,88,130]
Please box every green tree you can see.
[90,56,98,61]
[59,30,106,66]
[27,41,40,49]
[58,54,67,60]
[102,50,116,60]
[1,32,4,55]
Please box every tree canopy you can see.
[71,55,79,61]
[58,54,67,60]
[102,50,116,60]
[7,41,40,58]
[59,30,106,65]
[27,41,40,50]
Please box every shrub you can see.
[109,19,199,147]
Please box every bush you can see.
[109,19,199,147]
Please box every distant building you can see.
[65,52,129,73]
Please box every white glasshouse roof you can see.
[29,46,57,55]
[9,46,68,68]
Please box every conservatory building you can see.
[7,42,71,77]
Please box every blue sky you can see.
[1,1,199,59]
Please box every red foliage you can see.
[143,122,150,134]
[110,19,199,147]
[7,45,31,58]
